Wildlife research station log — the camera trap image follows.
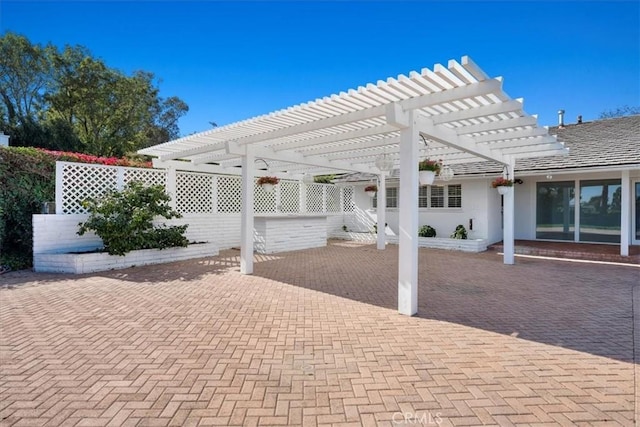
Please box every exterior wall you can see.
[354,179,495,241]
[33,212,355,255]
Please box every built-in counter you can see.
[254,215,327,254]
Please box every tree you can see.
[599,105,640,119]
[0,32,53,128]
[0,33,188,154]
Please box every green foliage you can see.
[313,174,336,184]
[0,32,188,155]
[78,181,189,256]
[418,225,436,238]
[450,224,468,240]
[0,147,56,269]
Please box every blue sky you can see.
[1,1,638,137]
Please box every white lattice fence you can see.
[175,172,214,213]
[56,161,354,215]
[306,184,324,212]
[279,181,300,213]
[56,162,166,214]
[217,175,242,213]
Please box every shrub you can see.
[418,225,436,237]
[0,147,56,270]
[0,147,153,270]
[450,224,468,239]
[78,181,188,256]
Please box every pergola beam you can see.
[416,113,508,165]
[226,141,376,174]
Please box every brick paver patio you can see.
[1,241,638,426]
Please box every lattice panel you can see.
[326,185,341,212]
[254,180,276,213]
[176,172,214,213]
[217,175,242,213]
[123,168,166,187]
[306,184,325,212]
[280,181,300,213]
[342,186,355,212]
[60,163,118,214]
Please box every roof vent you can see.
[577,115,583,124]
[558,110,565,127]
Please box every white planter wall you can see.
[34,243,219,274]
[33,212,358,258]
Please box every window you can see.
[373,187,398,208]
[374,185,461,209]
[419,186,429,208]
[430,186,444,208]
[447,185,462,208]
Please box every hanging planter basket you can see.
[491,177,513,195]
[364,184,377,197]
[496,185,511,195]
[257,176,280,193]
[418,159,441,186]
[419,170,436,186]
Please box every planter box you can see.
[387,236,487,252]
[34,243,219,274]
[330,231,487,252]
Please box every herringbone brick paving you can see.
[0,241,637,426]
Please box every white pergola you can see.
[140,56,568,316]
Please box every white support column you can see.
[398,111,419,316]
[377,174,386,250]
[240,150,255,274]
[620,169,630,256]
[166,167,177,210]
[502,159,515,265]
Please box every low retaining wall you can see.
[387,236,487,252]
[34,243,219,274]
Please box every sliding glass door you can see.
[579,180,621,243]
[635,182,640,243]
[536,182,575,240]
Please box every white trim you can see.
[620,170,630,256]
[633,179,640,245]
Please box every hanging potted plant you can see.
[364,184,377,197]
[257,176,280,193]
[491,177,513,195]
[418,159,442,186]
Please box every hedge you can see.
[0,147,152,271]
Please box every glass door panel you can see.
[635,182,640,242]
[579,180,621,243]
[536,182,575,240]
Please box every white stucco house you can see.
[339,114,639,252]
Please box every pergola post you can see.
[620,169,630,256]
[376,173,386,250]
[502,159,515,265]
[240,150,255,274]
[398,111,419,316]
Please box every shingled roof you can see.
[335,114,639,182]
